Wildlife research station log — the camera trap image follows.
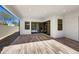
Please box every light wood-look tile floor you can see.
[1,33,79,54]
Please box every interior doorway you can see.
[31,21,50,35]
[39,21,50,35]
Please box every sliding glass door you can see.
[31,22,39,33]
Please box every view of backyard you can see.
[0,6,19,40]
[0,25,19,40]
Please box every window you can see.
[58,19,63,30]
[25,22,30,29]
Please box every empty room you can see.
[0,5,79,54]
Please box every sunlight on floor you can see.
[1,40,78,54]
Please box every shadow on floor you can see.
[11,33,53,45]
[0,32,20,53]
[54,38,79,51]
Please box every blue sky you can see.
[0,6,19,25]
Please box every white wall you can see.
[63,11,79,41]
[50,16,64,38]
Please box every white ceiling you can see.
[5,5,79,19]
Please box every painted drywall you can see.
[50,16,64,38]
[63,11,79,41]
